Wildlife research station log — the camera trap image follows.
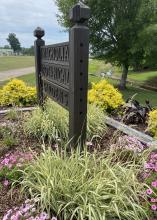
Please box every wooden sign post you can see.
[34,3,90,149]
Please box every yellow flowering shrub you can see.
[148,109,157,138]
[88,80,124,112]
[0,79,37,106]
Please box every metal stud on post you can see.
[34,27,45,106]
[69,3,90,149]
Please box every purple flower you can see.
[151,205,157,210]
[1,158,10,165]
[152,181,157,187]
[3,180,9,187]
[39,211,49,219]
[151,198,156,203]
[146,188,153,195]
[144,163,153,169]
[2,209,12,220]
[2,199,52,220]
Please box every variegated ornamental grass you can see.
[24,99,107,143]
[20,148,149,220]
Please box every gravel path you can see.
[0,66,35,81]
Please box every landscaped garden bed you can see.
[0,79,157,219]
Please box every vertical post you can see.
[69,3,90,149]
[34,27,45,106]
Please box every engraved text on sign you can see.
[40,42,69,109]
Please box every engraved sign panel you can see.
[43,79,69,110]
[41,42,69,64]
[41,42,70,109]
[41,64,69,89]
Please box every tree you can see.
[7,33,21,52]
[4,45,10,49]
[55,0,156,89]
[21,46,34,56]
[141,24,157,69]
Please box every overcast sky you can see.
[0,0,68,48]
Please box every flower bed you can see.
[0,79,157,219]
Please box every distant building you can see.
[0,48,14,56]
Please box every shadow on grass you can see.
[144,76,157,87]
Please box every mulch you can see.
[0,187,26,218]
[0,113,41,218]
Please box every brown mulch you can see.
[0,187,25,218]
[0,113,42,218]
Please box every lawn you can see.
[127,70,157,82]
[89,59,157,84]
[0,56,34,71]
[89,59,112,74]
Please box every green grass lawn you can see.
[17,73,36,86]
[89,59,112,74]
[0,56,34,71]
[89,59,157,84]
[127,70,157,82]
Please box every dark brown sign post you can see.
[34,3,90,149]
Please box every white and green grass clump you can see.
[24,99,106,143]
[20,148,148,220]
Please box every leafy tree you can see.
[55,0,156,89]
[21,46,34,56]
[6,33,21,52]
[4,45,10,49]
[141,24,157,69]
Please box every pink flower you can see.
[40,212,49,219]
[146,188,153,195]
[3,180,9,187]
[151,205,157,210]
[151,198,156,203]
[1,158,10,165]
[152,181,157,187]
[2,209,12,220]
[144,163,151,169]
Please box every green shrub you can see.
[24,99,106,143]
[20,148,148,220]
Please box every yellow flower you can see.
[148,109,157,138]
[0,79,37,106]
[88,80,124,112]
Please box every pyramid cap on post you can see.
[34,27,45,39]
[69,2,90,23]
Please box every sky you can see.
[0,0,68,48]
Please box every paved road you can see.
[0,67,35,81]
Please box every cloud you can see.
[0,0,68,47]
